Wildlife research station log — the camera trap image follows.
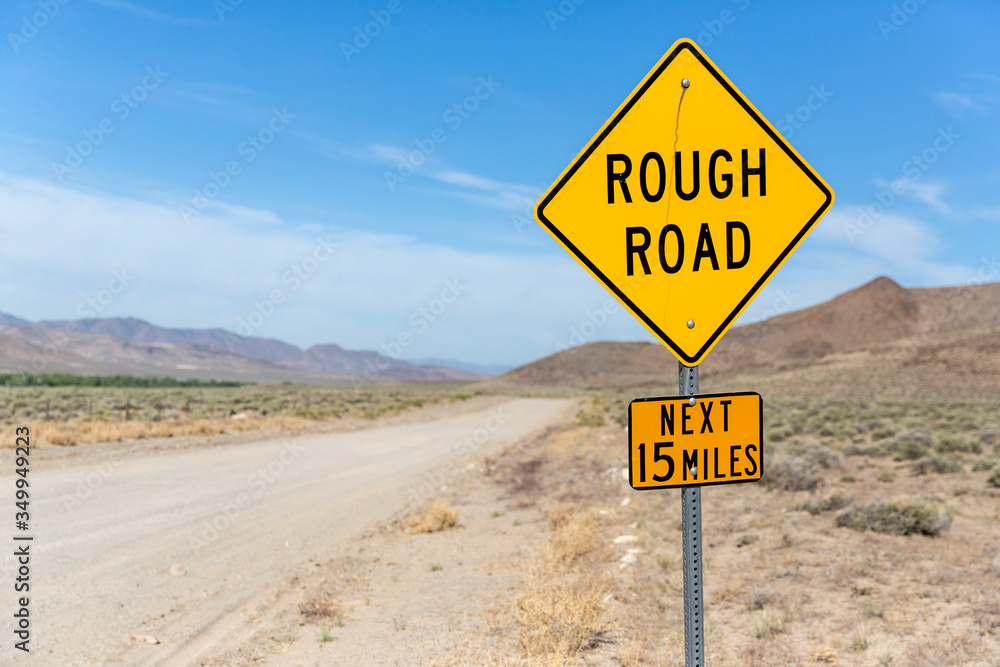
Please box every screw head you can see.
[687,319,695,329]
[690,467,699,477]
[689,397,696,406]
[681,78,690,88]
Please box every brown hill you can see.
[481,277,1000,397]
[701,276,1000,377]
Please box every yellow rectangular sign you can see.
[628,392,762,489]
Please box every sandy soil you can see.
[0,396,577,665]
[257,416,1000,667]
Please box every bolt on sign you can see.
[628,392,762,490]
[535,38,834,366]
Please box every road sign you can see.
[628,391,762,490]
[535,38,833,365]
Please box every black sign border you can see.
[627,390,764,490]
[536,41,834,365]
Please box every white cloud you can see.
[6,177,975,366]
[738,205,979,325]
[876,176,949,212]
[206,201,282,224]
[971,205,1000,222]
[813,207,971,283]
[84,0,218,27]
[430,169,541,212]
[0,174,638,365]
[933,91,987,114]
[155,82,278,124]
[304,139,542,213]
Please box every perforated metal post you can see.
[679,363,703,666]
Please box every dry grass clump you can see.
[512,507,612,662]
[811,646,842,664]
[546,502,578,531]
[514,567,612,659]
[21,415,316,447]
[835,498,952,537]
[753,608,794,639]
[543,508,600,565]
[902,632,987,666]
[298,593,340,621]
[404,501,460,534]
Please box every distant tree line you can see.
[0,373,245,388]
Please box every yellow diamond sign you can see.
[535,38,834,365]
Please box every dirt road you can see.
[0,397,575,665]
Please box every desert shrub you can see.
[800,492,852,515]
[768,427,791,443]
[575,408,605,427]
[840,423,863,438]
[876,470,896,483]
[763,445,841,492]
[804,417,828,435]
[910,456,962,475]
[763,457,821,492]
[980,428,999,448]
[843,443,884,457]
[895,429,932,446]
[786,418,806,436]
[888,435,931,461]
[972,457,999,472]
[935,434,980,455]
[988,467,1000,488]
[835,498,952,537]
[871,426,897,440]
[801,444,842,469]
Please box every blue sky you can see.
[0,0,997,366]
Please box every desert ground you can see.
[2,383,998,666]
[0,393,575,665]
[2,279,999,666]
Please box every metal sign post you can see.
[679,363,703,666]
[533,36,832,667]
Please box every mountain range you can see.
[4,276,996,392]
[0,315,493,383]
